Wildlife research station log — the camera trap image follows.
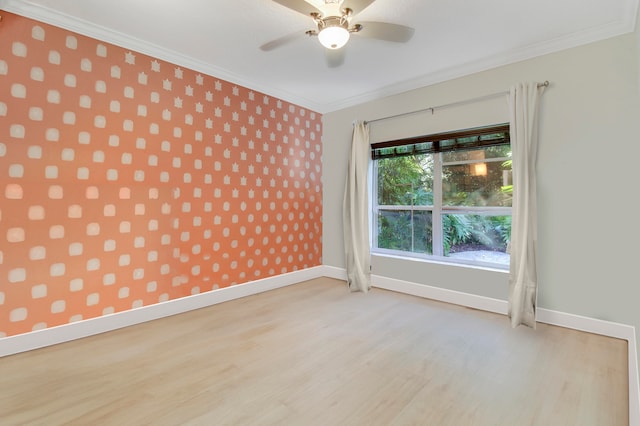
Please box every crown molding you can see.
[323,15,638,112]
[0,0,327,113]
[1,0,637,114]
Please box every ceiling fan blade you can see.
[271,0,321,16]
[325,48,346,68]
[260,31,303,51]
[357,21,415,43]
[343,0,376,15]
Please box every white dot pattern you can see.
[0,12,323,337]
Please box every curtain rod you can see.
[364,81,549,125]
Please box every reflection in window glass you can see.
[442,158,512,207]
[444,213,511,267]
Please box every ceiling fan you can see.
[260,0,415,66]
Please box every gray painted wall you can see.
[322,32,640,368]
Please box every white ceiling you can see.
[1,0,638,113]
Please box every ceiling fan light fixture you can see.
[318,25,350,49]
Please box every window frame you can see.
[371,123,511,270]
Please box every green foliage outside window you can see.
[376,144,512,259]
[377,156,433,206]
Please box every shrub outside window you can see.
[372,124,511,269]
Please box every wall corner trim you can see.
[322,265,348,281]
[627,327,640,426]
[0,266,324,358]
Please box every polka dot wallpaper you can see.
[0,12,323,337]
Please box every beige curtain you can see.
[343,121,371,292]
[508,82,545,328]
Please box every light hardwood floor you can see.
[0,277,628,425]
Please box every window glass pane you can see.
[443,213,510,266]
[378,210,433,254]
[377,155,434,206]
[372,125,511,268]
[442,154,512,207]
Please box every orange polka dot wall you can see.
[0,12,323,337]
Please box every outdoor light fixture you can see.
[473,163,488,177]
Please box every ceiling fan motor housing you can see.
[264,0,413,57]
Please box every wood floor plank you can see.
[0,277,628,425]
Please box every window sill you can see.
[371,249,510,274]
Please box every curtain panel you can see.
[343,121,371,292]
[508,82,545,328]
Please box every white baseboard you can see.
[322,265,348,281]
[373,274,509,315]
[2,265,637,424]
[537,308,640,426]
[0,266,324,358]
[629,334,640,426]
[364,271,639,426]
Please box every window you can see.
[372,124,511,268]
